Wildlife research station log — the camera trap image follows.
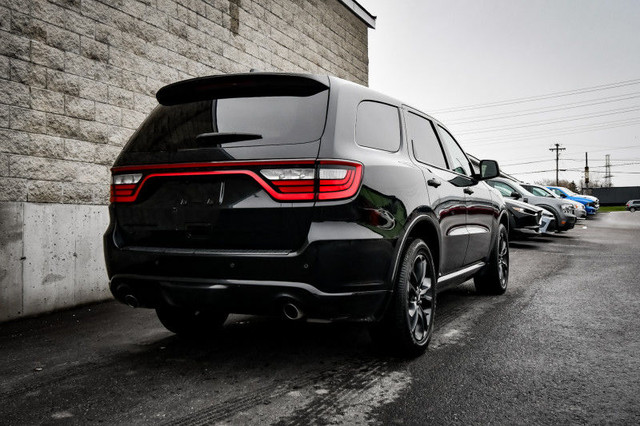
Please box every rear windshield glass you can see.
[119,91,328,156]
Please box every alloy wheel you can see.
[497,232,509,288]
[406,253,434,343]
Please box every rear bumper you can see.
[104,233,395,321]
[109,274,387,321]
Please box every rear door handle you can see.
[463,188,474,195]
[427,178,441,188]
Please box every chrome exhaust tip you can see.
[124,294,139,308]
[282,302,304,320]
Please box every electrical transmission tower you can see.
[549,143,566,185]
[604,154,612,187]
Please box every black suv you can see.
[104,73,509,356]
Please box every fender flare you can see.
[498,208,510,231]
[387,211,442,291]
[373,211,441,321]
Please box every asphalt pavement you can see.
[1,211,639,425]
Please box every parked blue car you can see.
[546,186,599,215]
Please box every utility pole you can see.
[549,143,566,186]
[584,152,589,193]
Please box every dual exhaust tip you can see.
[282,301,304,321]
[116,284,140,308]
[124,294,139,308]
[117,283,305,320]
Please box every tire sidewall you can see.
[474,223,509,295]
[496,224,509,291]
[393,239,437,351]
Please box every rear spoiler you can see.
[156,73,330,106]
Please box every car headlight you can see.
[561,203,574,214]
[512,207,525,213]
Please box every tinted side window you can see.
[437,126,471,176]
[549,188,564,197]
[406,112,447,168]
[488,181,516,197]
[530,187,551,197]
[355,101,401,152]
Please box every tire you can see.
[631,207,636,212]
[156,305,228,337]
[474,223,509,295]
[551,211,563,232]
[508,215,516,239]
[370,239,436,358]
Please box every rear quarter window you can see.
[355,101,401,152]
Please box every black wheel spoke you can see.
[413,307,426,341]
[419,277,431,297]
[408,284,419,299]
[409,306,419,331]
[408,251,433,343]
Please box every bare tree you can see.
[535,178,579,192]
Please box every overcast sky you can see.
[358,0,640,187]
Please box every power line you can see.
[588,145,640,153]
[500,158,640,167]
[432,77,640,114]
[456,105,640,135]
[463,118,640,146]
[448,92,640,125]
[582,162,640,168]
[502,159,555,166]
[503,162,640,174]
[508,169,561,175]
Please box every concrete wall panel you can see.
[22,203,78,316]
[0,202,24,321]
[9,202,111,320]
[73,205,110,305]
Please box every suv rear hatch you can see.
[110,74,355,252]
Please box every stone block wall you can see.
[0,0,371,321]
[0,0,369,205]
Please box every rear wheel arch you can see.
[390,213,441,286]
[499,209,510,231]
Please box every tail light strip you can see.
[110,160,362,203]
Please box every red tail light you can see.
[110,160,363,203]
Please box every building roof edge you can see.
[337,0,376,29]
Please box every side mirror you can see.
[559,193,566,198]
[511,191,522,200]
[478,159,499,180]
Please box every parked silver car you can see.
[521,183,587,219]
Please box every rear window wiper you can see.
[195,132,263,145]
